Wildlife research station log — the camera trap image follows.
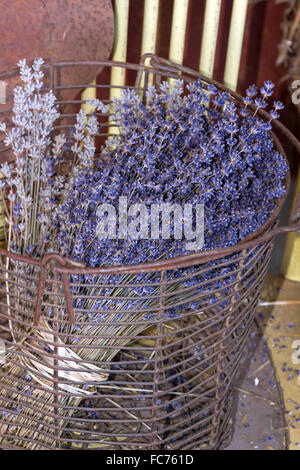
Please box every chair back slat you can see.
[140,0,160,87]
[169,0,189,65]
[81,81,97,115]
[141,0,160,57]
[110,0,130,99]
[223,0,248,91]
[199,0,222,79]
[109,0,130,133]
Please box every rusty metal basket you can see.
[0,55,299,450]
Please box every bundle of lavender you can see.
[0,59,109,393]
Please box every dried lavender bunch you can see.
[0,60,110,449]
[0,58,106,341]
[55,79,288,268]
[0,58,63,256]
[0,59,108,258]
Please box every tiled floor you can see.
[225,274,300,450]
[257,275,300,450]
[225,172,300,450]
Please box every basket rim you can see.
[0,56,295,273]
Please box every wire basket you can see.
[0,55,299,450]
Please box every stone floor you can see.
[226,274,300,451]
[226,319,288,450]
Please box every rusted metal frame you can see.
[49,223,297,278]
[0,380,217,433]
[65,257,262,296]
[9,289,258,364]
[0,271,39,293]
[13,257,263,330]
[59,405,220,445]
[159,406,222,449]
[0,402,63,441]
[51,269,61,448]
[1,335,238,398]
[0,371,63,412]
[0,374,229,444]
[3,265,266,367]
[0,289,35,309]
[3,392,214,442]
[151,270,168,447]
[0,330,237,387]
[1,288,263,370]
[0,346,230,409]
[0,393,171,442]
[0,421,59,448]
[33,254,75,326]
[0,264,40,282]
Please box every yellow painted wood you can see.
[110,0,130,98]
[169,0,189,65]
[141,0,160,57]
[81,80,96,114]
[223,0,248,91]
[281,167,300,282]
[109,0,130,134]
[81,81,97,147]
[199,0,222,78]
[140,0,160,88]
[109,0,130,133]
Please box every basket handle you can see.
[290,185,300,226]
[266,182,300,238]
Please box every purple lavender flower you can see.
[54,78,288,271]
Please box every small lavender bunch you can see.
[0,59,110,371]
[0,58,63,257]
[0,61,110,449]
[0,59,109,259]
